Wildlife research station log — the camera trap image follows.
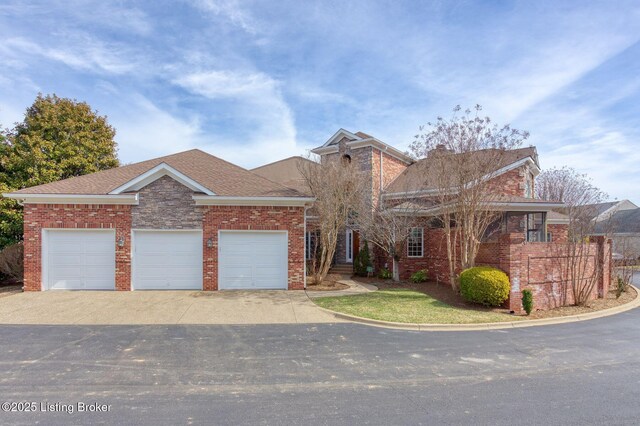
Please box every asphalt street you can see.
[0,306,639,425]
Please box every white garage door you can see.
[133,231,202,290]
[219,231,288,290]
[45,230,115,290]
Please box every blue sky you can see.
[0,1,639,201]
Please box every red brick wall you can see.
[547,224,568,242]
[485,166,533,197]
[490,234,611,313]
[202,206,305,290]
[372,149,408,206]
[23,203,132,291]
[23,203,306,292]
[374,226,611,313]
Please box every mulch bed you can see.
[306,275,351,291]
[0,281,22,298]
[527,286,637,319]
[352,276,638,319]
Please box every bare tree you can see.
[536,167,608,305]
[298,157,365,285]
[354,198,422,281]
[408,105,529,290]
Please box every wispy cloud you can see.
[1,37,138,75]
[190,0,259,34]
[0,1,638,199]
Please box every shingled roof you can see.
[251,156,318,195]
[10,149,305,198]
[384,147,538,195]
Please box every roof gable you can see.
[109,162,214,195]
[321,128,362,147]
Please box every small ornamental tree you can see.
[298,157,366,285]
[409,105,529,291]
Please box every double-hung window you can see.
[407,227,424,257]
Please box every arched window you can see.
[342,154,352,165]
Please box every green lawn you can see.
[314,288,521,324]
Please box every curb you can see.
[314,285,640,331]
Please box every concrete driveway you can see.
[0,290,340,325]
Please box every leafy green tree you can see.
[1,94,119,188]
[0,94,119,248]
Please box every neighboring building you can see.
[590,201,640,261]
[4,150,313,292]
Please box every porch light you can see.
[117,237,125,247]
[207,237,214,248]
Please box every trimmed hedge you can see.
[459,266,510,307]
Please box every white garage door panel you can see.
[46,230,115,290]
[219,232,288,290]
[133,231,202,290]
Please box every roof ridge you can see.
[251,156,316,171]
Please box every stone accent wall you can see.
[202,206,305,290]
[22,204,132,291]
[132,175,203,229]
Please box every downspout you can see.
[304,205,308,289]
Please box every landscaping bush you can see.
[615,276,628,299]
[378,268,392,279]
[521,289,533,315]
[410,269,428,283]
[354,241,371,277]
[0,243,23,282]
[459,266,510,307]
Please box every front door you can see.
[345,229,360,263]
[352,231,360,262]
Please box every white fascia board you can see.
[388,201,565,217]
[193,195,315,206]
[109,163,215,195]
[319,129,361,148]
[311,139,414,164]
[482,157,540,181]
[2,193,139,205]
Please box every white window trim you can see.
[109,163,215,195]
[407,227,424,258]
[346,229,353,262]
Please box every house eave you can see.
[192,195,315,206]
[2,193,139,205]
[311,138,414,164]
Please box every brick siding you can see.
[202,206,305,290]
[23,202,305,292]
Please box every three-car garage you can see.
[41,229,289,291]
